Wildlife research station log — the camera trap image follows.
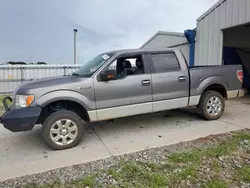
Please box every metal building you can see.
[169,43,190,63]
[195,0,250,66]
[141,31,187,49]
[141,31,190,62]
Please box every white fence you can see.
[0,65,81,94]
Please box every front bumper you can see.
[0,97,41,132]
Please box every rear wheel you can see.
[42,110,86,150]
[198,91,225,120]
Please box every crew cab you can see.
[0,48,244,150]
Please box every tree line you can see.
[5,61,47,65]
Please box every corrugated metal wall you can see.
[0,65,80,94]
[195,0,250,66]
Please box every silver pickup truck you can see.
[0,48,244,150]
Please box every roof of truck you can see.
[106,48,176,54]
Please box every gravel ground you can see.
[1,129,250,188]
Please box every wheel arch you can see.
[36,99,90,125]
[34,90,93,110]
[196,76,228,99]
[34,91,94,124]
[201,83,227,99]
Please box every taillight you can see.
[237,70,243,83]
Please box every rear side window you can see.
[150,53,180,73]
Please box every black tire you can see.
[42,110,86,150]
[198,91,225,120]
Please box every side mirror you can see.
[100,69,117,81]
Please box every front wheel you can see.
[42,110,86,150]
[198,91,225,120]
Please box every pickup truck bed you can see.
[189,65,243,100]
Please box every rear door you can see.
[148,51,189,112]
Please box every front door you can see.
[148,51,189,112]
[94,53,152,121]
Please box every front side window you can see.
[75,53,114,77]
[106,55,145,79]
[150,53,180,73]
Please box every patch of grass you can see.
[0,95,11,103]
[178,165,198,179]
[25,175,97,188]
[233,133,250,141]
[0,95,12,111]
[136,161,174,172]
[203,179,228,188]
[108,168,123,181]
[237,165,250,182]
[168,150,202,164]
[0,95,7,101]
[108,162,169,187]
[69,175,97,187]
[25,180,62,188]
[146,162,160,171]
[206,140,237,157]
[168,133,250,165]
[119,162,142,179]
[169,165,199,183]
[157,163,175,172]
[23,132,250,188]
[211,160,221,173]
[205,133,250,158]
[124,163,169,187]
[143,172,169,187]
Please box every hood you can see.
[16,76,90,96]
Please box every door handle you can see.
[141,80,150,86]
[178,76,186,82]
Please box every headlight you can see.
[15,95,35,108]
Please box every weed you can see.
[169,165,199,184]
[203,179,228,188]
[211,160,221,173]
[71,175,97,187]
[25,180,62,188]
[168,150,202,164]
[238,165,250,182]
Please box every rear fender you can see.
[196,76,228,95]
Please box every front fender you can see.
[32,90,95,111]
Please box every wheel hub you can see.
[206,96,222,116]
[61,128,68,136]
[49,119,78,146]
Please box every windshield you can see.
[75,53,114,77]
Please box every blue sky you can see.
[0,0,218,64]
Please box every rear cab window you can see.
[149,52,180,73]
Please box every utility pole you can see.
[73,29,78,64]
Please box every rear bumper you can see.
[237,89,245,98]
[0,107,41,132]
[227,89,245,99]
